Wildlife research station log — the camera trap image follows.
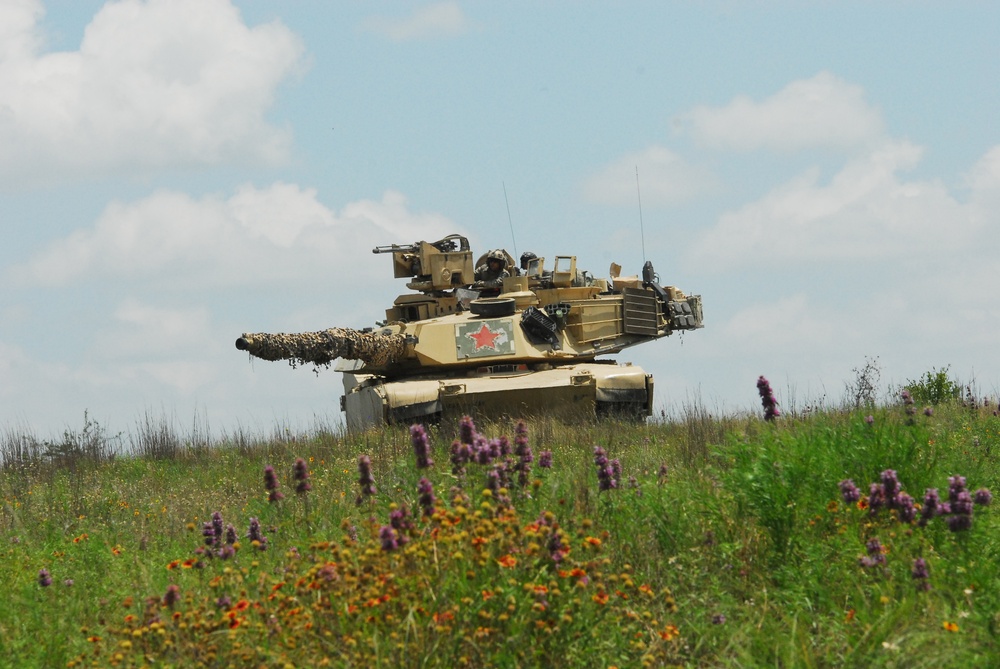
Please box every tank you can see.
[236,233,703,431]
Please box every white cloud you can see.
[582,145,717,206]
[676,71,885,152]
[360,2,472,41]
[688,140,986,269]
[8,183,459,289]
[0,0,304,181]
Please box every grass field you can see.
[2,381,999,667]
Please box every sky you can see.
[2,0,999,438]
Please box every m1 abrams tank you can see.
[236,234,703,431]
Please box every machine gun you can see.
[372,234,474,293]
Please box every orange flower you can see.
[533,585,548,595]
[857,498,869,511]
[111,545,123,556]
[234,599,250,612]
[943,621,959,632]
[497,554,517,568]
[845,609,855,622]
[481,590,495,601]
[658,624,679,641]
[638,584,654,596]
[166,560,180,570]
[592,591,609,606]
[585,536,602,547]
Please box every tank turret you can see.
[237,233,703,430]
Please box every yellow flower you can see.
[943,621,959,632]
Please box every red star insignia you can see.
[468,323,501,350]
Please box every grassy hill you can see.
[2,388,999,667]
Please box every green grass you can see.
[2,401,1000,667]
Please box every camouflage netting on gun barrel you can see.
[238,328,406,369]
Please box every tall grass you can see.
[1,396,999,666]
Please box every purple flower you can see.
[880,470,900,501]
[839,479,861,504]
[225,524,237,545]
[868,483,887,515]
[216,595,232,609]
[712,614,727,625]
[920,489,940,526]
[389,506,413,545]
[247,517,268,550]
[912,557,931,590]
[163,584,180,608]
[948,475,967,503]
[895,492,916,524]
[357,454,376,500]
[547,529,566,562]
[594,446,616,492]
[217,545,236,560]
[864,415,874,425]
[379,525,398,552]
[459,415,478,446]
[538,450,553,468]
[901,389,913,405]
[974,488,992,506]
[264,465,284,502]
[923,406,934,417]
[293,457,311,494]
[417,477,437,517]
[410,424,434,469]
[38,569,52,587]
[514,421,533,487]
[450,440,472,475]
[756,375,780,421]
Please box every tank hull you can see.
[341,362,653,431]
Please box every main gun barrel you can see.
[236,328,407,369]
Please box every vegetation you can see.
[2,378,1000,667]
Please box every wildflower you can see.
[948,475,967,503]
[216,596,232,609]
[389,506,413,545]
[943,621,959,632]
[947,490,974,532]
[912,557,930,591]
[712,614,726,625]
[859,537,886,568]
[264,465,284,502]
[756,375,780,421]
[293,457,311,494]
[538,450,553,468]
[247,517,268,551]
[920,489,941,526]
[514,421,533,488]
[658,463,669,485]
[658,623,679,640]
[923,406,934,417]
[217,545,235,560]
[868,482,887,514]
[163,584,180,609]
[38,569,52,588]
[594,446,616,492]
[459,415,478,445]
[497,554,517,568]
[895,492,916,524]
[880,470,900,501]
[379,526,398,552]
[974,488,992,506]
[225,524,237,545]
[357,455,376,501]
[839,479,861,504]
[548,529,568,563]
[410,424,434,469]
[450,440,472,475]
[63,579,74,587]
[417,477,437,517]
[864,415,874,425]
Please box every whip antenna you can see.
[635,166,646,264]
[503,181,517,259]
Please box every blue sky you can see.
[2,0,998,437]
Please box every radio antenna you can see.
[635,165,646,264]
[503,181,518,259]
